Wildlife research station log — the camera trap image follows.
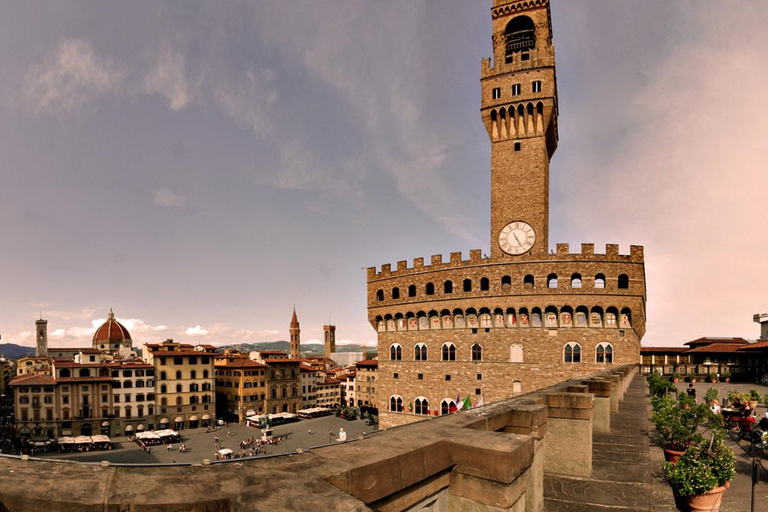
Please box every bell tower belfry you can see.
[289,307,300,359]
[482,0,558,259]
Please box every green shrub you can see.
[704,388,720,404]
[748,390,761,402]
[664,430,735,497]
[652,394,706,450]
[648,372,676,398]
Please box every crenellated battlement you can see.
[368,243,644,280]
[492,0,550,17]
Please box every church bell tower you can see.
[35,317,48,357]
[289,308,300,359]
[482,0,559,259]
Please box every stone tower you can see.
[482,0,558,259]
[35,317,48,357]
[289,308,300,358]
[367,0,646,430]
[323,324,336,359]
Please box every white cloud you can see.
[143,42,190,111]
[154,325,168,332]
[152,188,187,210]
[185,325,209,337]
[213,68,277,139]
[21,39,123,115]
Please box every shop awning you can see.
[101,421,110,427]
[189,415,199,421]
[159,418,170,424]
[124,425,134,432]
[202,414,211,420]
[174,416,184,422]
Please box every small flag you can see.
[408,402,413,412]
[449,401,458,413]
[462,396,472,410]
[472,396,484,408]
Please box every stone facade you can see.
[368,0,646,428]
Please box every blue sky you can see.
[1,1,766,349]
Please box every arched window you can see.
[442,343,456,361]
[471,344,482,361]
[408,285,417,297]
[415,397,430,415]
[547,273,558,288]
[160,384,167,394]
[160,397,167,406]
[480,277,490,291]
[390,395,403,412]
[596,342,614,364]
[618,274,629,289]
[59,369,70,378]
[444,280,453,293]
[392,287,400,299]
[426,283,435,295]
[463,279,472,292]
[160,371,167,381]
[203,370,208,379]
[376,290,384,301]
[282,386,287,398]
[175,371,182,380]
[595,274,606,289]
[441,399,457,415]
[176,384,182,393]
[512,381,522,393]
[564,342,582,363]
[510,344,524,363]
[390,344,402,361]
[504,16,536,63]
[176,396,183,405]
[571,273,582,288]
[79,369,90,377]
[415,343,428,361]
[524,274,534,288]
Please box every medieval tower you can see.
[289,308,301,358]
[368,0,647,428]
[323,324,336,359]
[35,317,48,357]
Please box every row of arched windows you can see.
[159,383,212,393]
[159,395,211,406]
[390,342,482,362]
[376,273,631,301]
[389,341,614,364]
[376,305,633,332]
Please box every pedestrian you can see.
[308,429,313,435]
[686,383,696,401]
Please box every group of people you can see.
[166,443,188,453]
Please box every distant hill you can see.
[219,340,376,357]
[0,343,35,360]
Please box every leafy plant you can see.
[722,370,731,379]
[652,394,706,450]
[687,372,696,381]
[664,430,735,497]
[648,372,677,398]
[704,388,720,405]
[748,390,761,402]
[673,372,682,380]
[727,390,741,403]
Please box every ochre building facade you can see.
[368,0,647,428]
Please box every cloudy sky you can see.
[0,1,766,350]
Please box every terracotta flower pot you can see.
[724,378,731,383]
[686,482,729,512]
[662,445,685,464]
[672,378,679,383]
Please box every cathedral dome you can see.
[92,308,132,344]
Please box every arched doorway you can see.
[80,422,93,436]
[282,403,288,413]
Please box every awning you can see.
[246,409,256,416]
[74,436,92,444]
[101,421,110,427]
[159,418,170,424]
[136,424,145,431]
[218,448,233,455]
[124,425,134,432]
[174,416,184,422]
[91,435,111,443]
[202,414,211,420]
[189,415,199,421]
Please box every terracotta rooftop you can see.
[684,337,749,347]
[738,340,768,351]
[683,343,748,354]
[215,359,265,368]
[355,359,378,368]
[9,374,56,386]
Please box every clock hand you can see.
[513,232,522,245]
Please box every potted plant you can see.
[687,372,697,383]
[722,370,731,383]
[704,388,720,406]
[748,390,761,411]
[672,372,682,383]
[664,430,735,511]
[652,394,706,463]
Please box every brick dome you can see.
[92,308,131,344]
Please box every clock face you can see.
[499,221,536,255]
